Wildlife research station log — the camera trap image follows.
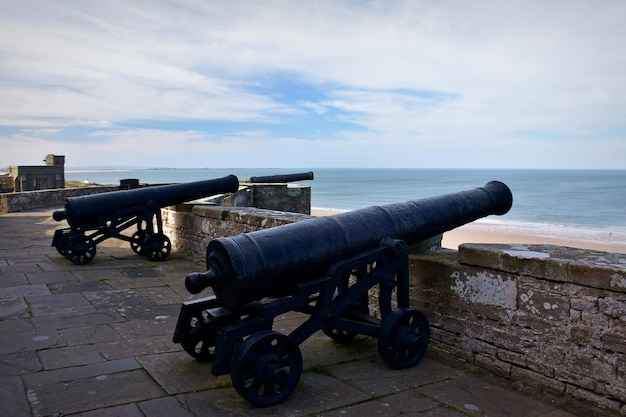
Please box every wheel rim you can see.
[181,336,216,362]
[378,307,429,369]
[65,235,96,265]
[144,233,171,261]
[231,331,302,407]
[130,231,147,255]
[54,231,72,256]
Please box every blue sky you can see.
[1,0,625,169]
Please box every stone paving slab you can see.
[0,208,622,417]
[0,296,29,319]
[136,351,229,395]
[26,293,96,317]
[417,373,557,417]
[23,357,141,388]
[0,350,42,376]
[0,327,62,355]
[181,371,372,417]
[0,375,32,417]
[28,369,164,416]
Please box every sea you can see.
[66,168,626,245]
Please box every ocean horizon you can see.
[65,167,626,245]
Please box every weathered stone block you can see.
[598,296,626,318]
[566,385,622,412]
[567,256,626,294]
[601,328,626,354]
[511,366,565,395]
[563,353,617,385]
[409,251,458,290]
[460,337,498,357]
[543,257,570,283]
[458,243,500,269]
[497,349,527,367]
[570,296,598,312]
[581,310,609,327]
[475,353,511,378]
[526,345,565,377]
[569,325,597,345]
[499,247,549,279]
[516,285,570,322]
[448,269,518,310]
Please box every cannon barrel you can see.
[53,175,240,228]
[186,180,513,311]
[248,171,314,183]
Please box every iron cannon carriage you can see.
[51,175,239,265]
[173,181,513,407]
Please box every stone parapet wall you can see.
[227,183,311,215]
[409,243,626,413]
[162,205,311,260]
[0,186,117,214]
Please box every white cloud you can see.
[0,0,625,168]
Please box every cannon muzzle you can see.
[189,181,513,310]
[248,171,314,183]
[185,270,219,294]
[53,209,68,222]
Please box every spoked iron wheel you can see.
[143,233,171,261]
[322,276,364,343]
[130,230,147,255]
[378,307,429,369]
[54,232,72,256]
[231,331,303,407]
[64,234,96,265]
[181,329,218,362]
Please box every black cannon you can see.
[52,175,239,265]
[173,181,513,407]
[248,171,314,183]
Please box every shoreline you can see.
[310,208,626,255]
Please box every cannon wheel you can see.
[180,314,226,362]
[231,331,302,407]
[64,234,96,265]
[378,307,429,370]
[54,231,72,256]
[181,331,217,362]
[143,233,171,261]
[130,231,146,255]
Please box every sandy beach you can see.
[311,209,626,255]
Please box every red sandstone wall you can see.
[410,243,626,413]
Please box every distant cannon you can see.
[248,171,314,183]
[173,181,513,407]
[52,175,239,265]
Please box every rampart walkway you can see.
[0,208,618,416]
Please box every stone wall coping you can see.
[459,243,626,293]
[192,205,312,226]
[1,186,117,213]
[239,182,310,188]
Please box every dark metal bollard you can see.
[174,181,513,407]
[52,175,239,265]
[248,171,314,183]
